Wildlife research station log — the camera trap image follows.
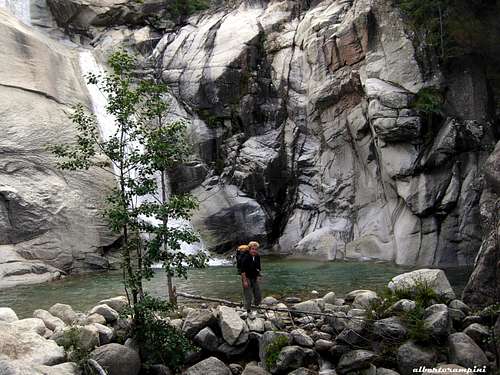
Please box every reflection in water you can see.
[0,258,472,318]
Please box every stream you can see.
[0,258,471,318]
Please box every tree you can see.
[51,50,208,308]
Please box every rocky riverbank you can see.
[0,269,498,375]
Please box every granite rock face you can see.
[152,0,496,271]
[0,9,118,288]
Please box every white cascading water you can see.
[78,50,228,267]
[0,0,30,24]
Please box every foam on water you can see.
[78,50,229,267]
[0,0,30,24]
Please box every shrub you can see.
[403,304,432,344]
[412,87,444,115]
[60,327,96,375]
[128,295,196,371]
[265,336,289,370]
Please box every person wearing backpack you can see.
[235,244,249,274]
[240,241,262,316]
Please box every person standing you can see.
[235,244,249,274]
[240,241,262,314]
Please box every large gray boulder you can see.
[0,360,79,375]
[258,331,291,368]
[12,318,47,336]
[373,317,407,340]
[185,356,231,375]
[271,346,318,374]
[191,184,269,252]
[337,350,376,374]
[97,296,128,312]
[447,332,489,370]
[218,306,249,346]
[290,329,314,347]
[182,308,217,338]
[242,365,270,375]
[423,304,451,338]
[0,307,18,322]
[49,304,77,325]
[388,269,456,300]
[88,304,119,323]
[0,321,65,365]
[194,327,219,352]
[397,341,436,375]
[90,343,141,375]
[33,309,65,332]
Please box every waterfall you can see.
[78,50,229,267]
[0,0,30,24]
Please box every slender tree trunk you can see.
[160,168,176,306]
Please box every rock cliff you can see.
[0,8,118,288]
[0,0,498,304]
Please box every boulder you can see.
[293,300,323,314]
[91,323,114,345]
[86,313,106,325]
[229,363,244,375]
[90,343,141,375]
[397,341,436,375]
[185,356,231,375]
[88,304,119,323]
[149,364,172,375]
[261,296,279,306]
[388,269,456,300]
[219,306,249,345]
[314,339,334,352]
[322,292,337,305]
[0,360,79,375]
[387,299,416,314]
[97,296,128,312]
[49,304,77,325]
[424,304,451,338]
[191,184,269,252]
[33,309,65,331]
[337,350,376,374]
[182,308,216,338]
[352,291,379,309]
[290,329,314,348]
[194,327,219,352]
[272,346,318,374]
[241,364,270,375]
[373,317,407,340]
[448,300,471,315]
[12,318,47,336]
[0,321,65,365]
[258,331,291,366]
[247,317,265,333]
[448,332,489,370]
[0,307,18,322]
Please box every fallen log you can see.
[175,291,367,321]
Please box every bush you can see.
[60,327,96,375]
[128,295,196,371]
[265,336,289,370]
[403,304,432,343]
[412,87,444,115]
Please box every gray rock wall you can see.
[0,9,118,288]
[153,0,496,266]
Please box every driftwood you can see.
[175,291,367,321]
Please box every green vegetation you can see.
[60,327,96,375]
[395,0,499,61]
[127,296,196,371]
[403,304,432,343]
[411,87,444,116]
[167,0,210,21]
[265,336,289,369]
[51,50,208,371]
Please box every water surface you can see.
[0,258,471,318]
